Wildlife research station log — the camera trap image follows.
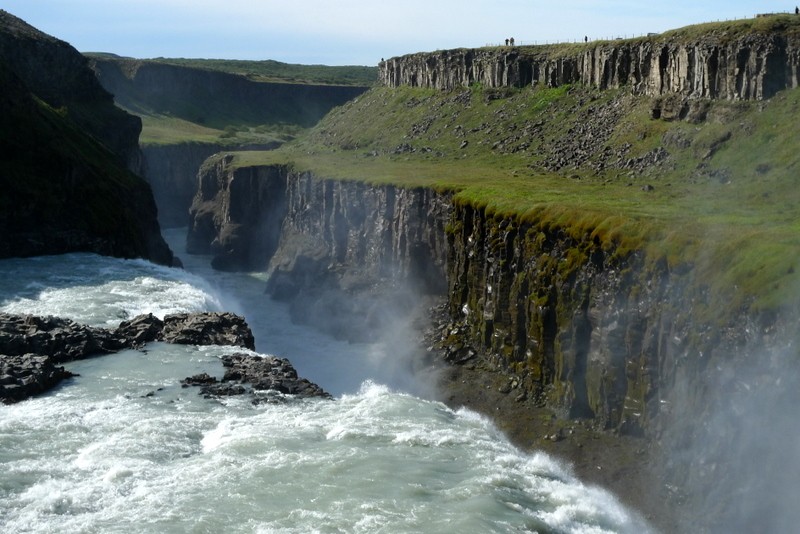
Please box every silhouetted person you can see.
[510,37,515,46]
[584,35,588,43]
[505,38,509,46]
[796,6,799,15]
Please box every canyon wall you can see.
[187,161,450,340]
[142,142,279,228]
[91,57,371,128]
[380,29,800,100]
[187,159,800,530]
[0,11,172,265]
[187,163,772,435]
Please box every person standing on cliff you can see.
[796,6,799,15]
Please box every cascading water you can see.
[0,235,651,533]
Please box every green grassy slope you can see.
[231,79,800,315]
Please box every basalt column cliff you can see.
[380,26,800,101]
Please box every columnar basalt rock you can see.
[380,31,800,101]
[267,171,451,297]
[189,161,778,436]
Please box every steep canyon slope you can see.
[187,16,800,531]
[0,11,172,264]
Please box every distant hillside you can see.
[132,56,377,87]
[88,55,373,146]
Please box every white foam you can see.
[0,252,651,534]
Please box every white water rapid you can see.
[0,231,651,533]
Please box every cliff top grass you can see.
[138,114,296,147]
[233,80,800,315]
[388,14,800,61]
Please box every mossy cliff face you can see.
[380,26,800,100]
[0,11,144,173]
[444,204,740,434]
[188,161,771,435]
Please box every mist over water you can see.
[0,238,650,533]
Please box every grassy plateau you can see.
[229,78,799,316]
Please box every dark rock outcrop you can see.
[142,142,279,228]
[0,11,173,265]
[160,312,255,349]
[0,354,76,404]
[380,22,800,101]
[0,313,127,363]
[187,156,289,271]
[183,352,331,401]
[0,311,255,403]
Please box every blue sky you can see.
[2,1,792,65]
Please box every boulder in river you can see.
[182,352,331,402]
[0,353,76,404]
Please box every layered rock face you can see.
[187,155,289,271]
[380,30,800,100]
[267,172,451,296]
[187,162,451,340]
